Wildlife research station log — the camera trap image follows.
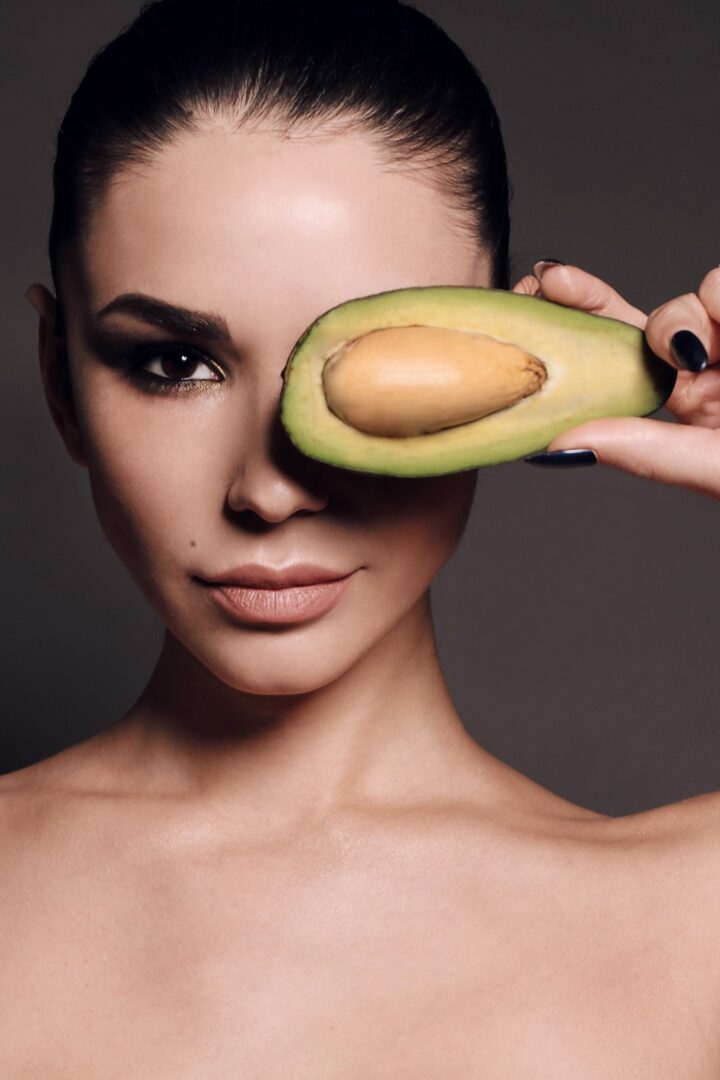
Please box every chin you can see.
[179,623,364,697]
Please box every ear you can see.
[25,283,88,467]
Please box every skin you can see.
[3,118,720,1076]
[516,261,720,496]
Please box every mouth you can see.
[195,566,360,625]
[198,562,357,590]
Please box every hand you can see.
[512,261,720,499]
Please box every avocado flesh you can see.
[279,286,676,477]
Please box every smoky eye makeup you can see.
[88,329,227,395]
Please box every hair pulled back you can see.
[48,0,513,332]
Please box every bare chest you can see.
[2,857,719,1079]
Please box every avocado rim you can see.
[279,286,678,477]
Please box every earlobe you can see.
[25,282,88,468]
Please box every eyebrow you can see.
[94,293,232,342]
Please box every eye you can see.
[137,344,222,382]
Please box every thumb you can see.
[544,416,720,499]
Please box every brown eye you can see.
[140,345,220,382]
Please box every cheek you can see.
[77,379,225,578]
[408,473,476,560]
[361,471,477,591]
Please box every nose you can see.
[225,401,332,525]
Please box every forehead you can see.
[78,123,488,330]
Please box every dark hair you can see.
[49,0,513,336]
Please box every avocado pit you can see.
[321,324,548,437]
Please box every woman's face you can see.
[44,122,492,694]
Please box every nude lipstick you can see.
[198,563,358,625]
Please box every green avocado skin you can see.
[279,286,676,477]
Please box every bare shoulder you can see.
[0,732,128,861]
[598,789,720,848]
[0,751,81,856]
[0,753,65,816]
[494,772,720,928]
[584,791,720,946]
[549,786,720,871]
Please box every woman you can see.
[5,0,720,1072]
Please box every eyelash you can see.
[123,343,224,394]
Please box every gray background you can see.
[2,0,719,815]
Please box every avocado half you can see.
[279,286,676,477]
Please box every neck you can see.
[111,591,489,832]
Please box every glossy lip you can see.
[202,570,358,626]
[197,562,357,589]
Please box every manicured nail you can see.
[524,448,598,467]
[670,330,708,372]
[533,259,566,278]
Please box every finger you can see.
[542,415,720,499]
[664,364,720,427]
[645,271,720,369]
[698,265,720,323]
[511,274,542,296]
[532,262,647,329]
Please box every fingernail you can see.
[533,258,566,278]
[524,448,598,467]
[670,330,708,372]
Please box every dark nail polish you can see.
[537,258,566,266]
[524,448,598,467]
[670,330,708,372]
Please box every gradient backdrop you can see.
[2,0,719,814]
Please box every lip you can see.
[202,571,357,626]
[200,562,356,589]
